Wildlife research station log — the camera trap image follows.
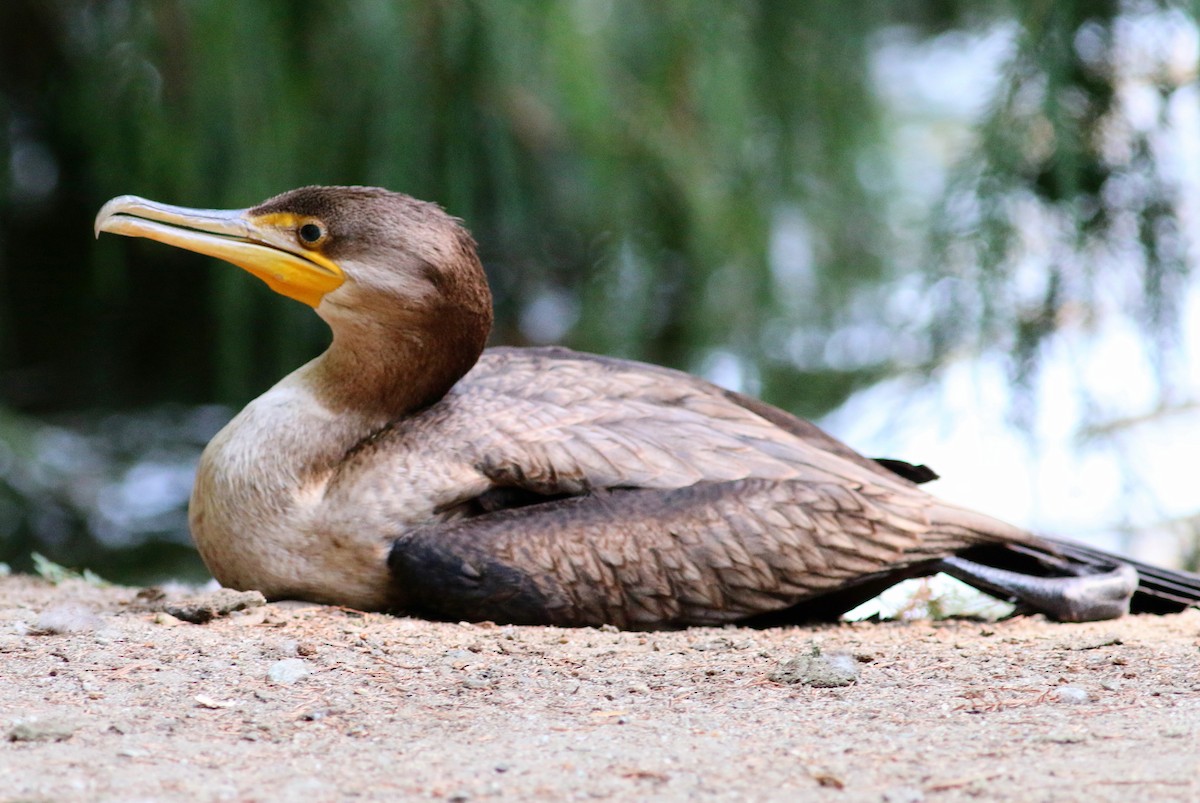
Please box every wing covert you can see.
[445,348,913,502]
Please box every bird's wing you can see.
[329,346,940,517]
[375,348,1163,626]
[389,478,971,627]
[446,347,922,496]
[367,347,1018,625]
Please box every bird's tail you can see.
[924,501,1200,621]
[1027,538,1200,614]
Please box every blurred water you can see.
[0,404,232,583]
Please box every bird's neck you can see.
[310,295,491,422]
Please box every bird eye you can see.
[298,222,324,245]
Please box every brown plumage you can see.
[94,186,1200,628]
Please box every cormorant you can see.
[94,187,1200,628]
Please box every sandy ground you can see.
[1,574,1199,803]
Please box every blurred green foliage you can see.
[0,0,1196,579]
[2,0,940,412]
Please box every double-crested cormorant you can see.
[94,187,1200,628]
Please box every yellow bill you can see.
[94,195,344,307]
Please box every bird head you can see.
[94,185,492,326]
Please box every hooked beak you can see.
[94,195,345,307]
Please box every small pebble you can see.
[267,658,309,685]
[1041,729,1087,744]
[165,589,266,624]
[462,674,492,689]
[808,767,845,789]
[771,645,859,687]
[194,695,238,709]
[443,649,475,669]
[8,718,77,742]
[691,637,734,652]
[1056,686,1090,705]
